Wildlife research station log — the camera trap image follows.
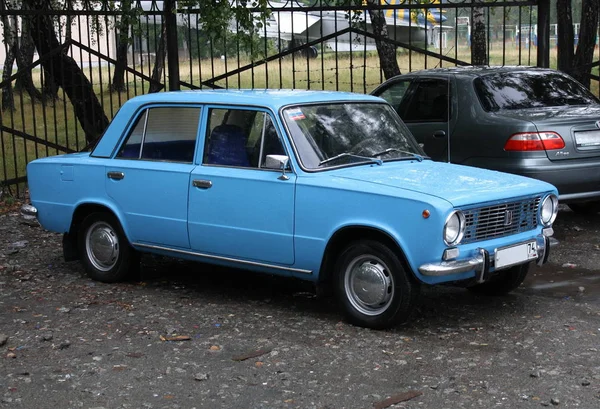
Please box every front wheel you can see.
[78,212,139,283]
[568,201,600,215]
[467,263,531,296]
[334,240,420,329]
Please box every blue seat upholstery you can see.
[145,140,196,162]
[120,143,141,159]
[206,124,250,167]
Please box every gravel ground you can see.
[1,207,600,409]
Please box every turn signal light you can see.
[504,132,565,151]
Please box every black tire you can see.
[467,263,531,296]
[568,201,600,215]
[77,212,138,283]
[333,239,420,330]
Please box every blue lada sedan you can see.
[22,90,558,329]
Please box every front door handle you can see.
[193,179,213,189]
[433,130,446,138]
[107,171,125,180]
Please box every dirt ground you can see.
[1,205,600,408]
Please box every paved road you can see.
[1,207,600,408]
[524,206,600,300]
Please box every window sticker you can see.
[287,109,305,120]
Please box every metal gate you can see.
[0,0,586,196]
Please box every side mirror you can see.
[265,154,290,180]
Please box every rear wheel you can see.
[568,201,600,215]
[78,212,139,283]
[467,263,530,295]
[334,239,420,329]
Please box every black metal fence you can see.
[0,0,591,196]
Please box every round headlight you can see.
[540,194,558,226]
[444,210,466,245]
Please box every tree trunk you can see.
[111,0,132,92]
[1,13,17,112]
[2,50,16,112]
[572,0,599,87]
[149,23,167,93]
[471,5,487,65]
[41,71,60,102]
[24,0,109,144]
[556,0,574,74]
[111,33,130,92]
[14,20,43,101]
[366,0,401,80]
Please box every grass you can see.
[1,41,598,197]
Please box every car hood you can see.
[492,105,600,124]
[330,160,554,207]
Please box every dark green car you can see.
[372,66,600,214]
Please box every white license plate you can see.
[495,241,538,270]
[575,130,600,149]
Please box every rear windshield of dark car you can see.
[474,71,599,112]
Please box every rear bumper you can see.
[419,233,557,280]
[21,204,38,221]
[518,164,600,202]
[466,157,600,203]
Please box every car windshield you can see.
[474,71,600,112]
[282,102,425,170]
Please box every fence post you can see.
[164,0,180,90]
[537,0,550,68]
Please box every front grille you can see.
[462,197,541,244]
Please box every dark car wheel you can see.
[334,240,420,329]
[78,212,138,283]
[467,263,531,296]
[568,201,600,215]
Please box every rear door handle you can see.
[433,130,446,138]
[193,179,212,189]
[107,171,125,180]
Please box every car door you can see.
[188,106,295,266]
[376,76,453,162]
[106,105,201,249]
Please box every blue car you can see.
[22,90,558,329]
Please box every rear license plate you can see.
[575,130,600,150]
[495,241,538,270]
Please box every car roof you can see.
[91,89,386,158]
[128,89,384,110]
[395,66,559,79]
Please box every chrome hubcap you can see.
[344,255,394,316]
[86,221,119,271]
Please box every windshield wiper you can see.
[370,148,424,162]
[319,152,383,167]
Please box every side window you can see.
[117,107,201,163]
[401,79,450,123]
[203,108,285,168]
[377,80,411,113]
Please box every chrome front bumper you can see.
[21,204,38,221]
[419,234,558,281]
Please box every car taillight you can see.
[504,132,565,151]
